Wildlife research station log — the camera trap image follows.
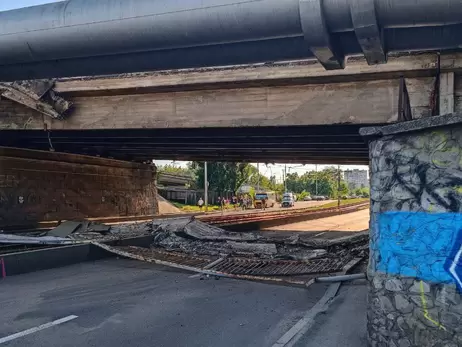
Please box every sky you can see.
[0,0,60,11]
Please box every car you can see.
[303,196,312,201]
[281,197,295,208]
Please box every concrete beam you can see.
[1,76,439,131]
[0,81,72,120]
[440,72,455,115]
[47,79,405,130]
[54,53,441,96]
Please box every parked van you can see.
[254,191,276,209]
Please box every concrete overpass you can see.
[1,52,460,164]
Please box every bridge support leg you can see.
[0,148,158,229]
[363,115,462,347]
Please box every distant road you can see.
[197,200,335,217]
[263,209,370,233]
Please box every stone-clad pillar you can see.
[361,114,462,347]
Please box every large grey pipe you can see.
[0,0,462,80]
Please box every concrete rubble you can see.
[0,234,77,245]
[0,220,152,247]
[151,217,368,261]
[0,217,368,281]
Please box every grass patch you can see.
[310,198,369,209]
[171,202,224,212]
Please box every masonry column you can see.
[0,147,159,229]
[361,114,462,347]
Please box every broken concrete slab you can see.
[226,241,277,255]
[86,222,111,234]
[182,220,259,242]
[0,234,77,245]
[47,221,82,237]
[152,217,192,233]
[153,217,259,242]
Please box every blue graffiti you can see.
[377,212,462,289]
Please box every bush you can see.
[298,190,309,200]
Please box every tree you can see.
[157,164,193,177]
[298,190,309,200]
[354,187,370,197]
[191,162,253,196]
[282,166,351,198]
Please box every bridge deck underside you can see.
[1,124,372,164]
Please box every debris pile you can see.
[0,220,153,249]
[150,217,368,262]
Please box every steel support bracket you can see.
[350,0,386,65]
[299,0,344,70]
[0,81,72,120]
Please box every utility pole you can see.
[204,161,208,212]
[315,164,318,196]
[257,162,260,193]
[337,165,341,208]
[284,164,287,192]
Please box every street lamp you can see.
[204,161,208,212]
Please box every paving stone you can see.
[373,276,384,290]
[410,295,434,308]
[379,295,395,312]
[396,316,410,335]
[409,281,430,294]
[449,303,462,315]
[436,286,461,306]
[395,294,414,314]
[440,312,461,331]
[398,338,411,347]
[386,279,404,292]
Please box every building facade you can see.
[343,169,369,190]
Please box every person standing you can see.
[198,197,204,211]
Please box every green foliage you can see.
[191,162,254,195]
[354,187,370,197]
[285,166,352,198]
[314,198,368,209]
[298,190,309,200]
[158,164,194,177]
[190,162,279,196]
[171,202,222,212]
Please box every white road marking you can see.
[0,315,78,344]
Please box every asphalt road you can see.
[0,259,328,347]
[294,283,368,347]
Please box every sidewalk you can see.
[293,282,368,347]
